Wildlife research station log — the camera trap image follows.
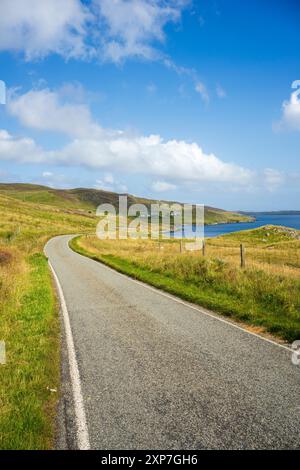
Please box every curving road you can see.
[45,235,300,450]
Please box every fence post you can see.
[180,240,183,253]
[240,243,245,268]
[202,240,206,256]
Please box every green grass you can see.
[0,192,98,449]
[1,189,91,209]
[219,224,300,245]
[0,253,59,449]
[206,225,300,273]
[70,234,300,343]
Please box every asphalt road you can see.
[45,235,300,450]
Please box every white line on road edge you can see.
[70,239,292,354]
[48,261,90,450]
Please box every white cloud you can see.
[0,129,254,189]
[0,1,203,96]
[36,171,75,188]
[0,0,92,60]
[3,85,256,191]
[264,168,285,192]
[56,134,254,185]
[146,83,157,94]
[0,129,44,162]
[94,0,184,63]
[0,80,6,104]
[103,173,115,185]
[0,0,188,63]
[8,87,103,138]
[2,123,290,194]
[216,84,226,98]
[163,57,196,79]
[275,81,300,132]
[94,174,128,192]
[152,180,176,192]
[195,81,209,104]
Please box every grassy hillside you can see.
[0,183,253,225]
[0,193,97,449]
[217,224,300,245]
[207,225,300,273]
[70,225,300,342]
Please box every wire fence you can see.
[156,238,300,278]
[81,232,300,279]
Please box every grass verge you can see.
[0,252,59,449]
[0,192,97,449]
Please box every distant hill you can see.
[0,183,253,225]
[216,224,300,245]
[242,211,300,216]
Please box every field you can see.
[0,193,97,449]
[71,225,300,343]
[207,225,300,276]
[1,183,299,449]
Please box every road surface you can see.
[45,235,300,450]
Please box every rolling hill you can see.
[0,183,253,225]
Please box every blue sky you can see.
[0,0,299,210]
